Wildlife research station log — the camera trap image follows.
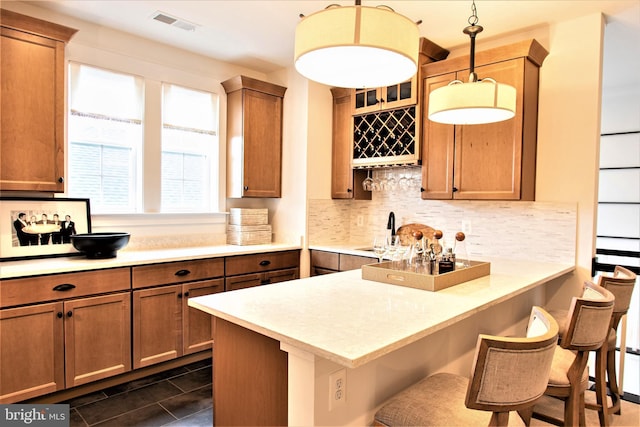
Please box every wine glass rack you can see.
[352,106,419,168]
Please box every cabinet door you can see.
[331,88,371,200]
[353,87,382,114]
[383,79,417,110]
[454,59,527,200]
[133,285,182,368]
[421,72,456,200]
[0,302,64,403]
[0,28,65,192]
[242,89,283,198]
[265,268,299,284]
[332,91,355,198]
[64,293,131,387]
[183,279,223,355]
[225,273,263,291]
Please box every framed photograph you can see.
[0,197,91,261]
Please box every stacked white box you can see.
[227,208,271,245]
[228,208,268,225]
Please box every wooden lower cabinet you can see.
[133,279,223,368]
[64,293,131,387]
[225,268,299,291]
[0,292,131,403]
[0,302,64,403]
[225,250,300,291]
[310,250,376,276]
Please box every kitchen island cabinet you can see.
[189,259,573,426]
[131,258,224,368]
[421,39,548,200]
[222,75,287,198]
[0,9,77,192]
[0,268,131,403]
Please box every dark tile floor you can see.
[65,359,213,427]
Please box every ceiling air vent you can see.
[151,11,198,32]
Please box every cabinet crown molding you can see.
[221,75,287,98]
[422,39,548,77]
[0,8,77,42]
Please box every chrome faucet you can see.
[387,211,395,237]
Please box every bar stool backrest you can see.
[598,266,637,328]
[465,306,559,413]
[561,281,615,352]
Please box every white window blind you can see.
[68,63,143,213]
[161,84,218,212]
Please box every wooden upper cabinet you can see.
[222,76,287,198]
[421,39,548,201]
[0,9,77,192]
[330,87,371,200]
[352,78,417,115]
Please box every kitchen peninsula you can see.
[188,258,573,426]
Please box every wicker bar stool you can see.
[373,306,559,427]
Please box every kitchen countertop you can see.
[189,258,574,368]
[0,243,301,279]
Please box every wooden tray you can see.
[361,260,490,292]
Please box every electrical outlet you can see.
[461,220,472,235]
[357,215,364,226]
[329,368,346,411]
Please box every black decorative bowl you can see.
[71,232,130,259]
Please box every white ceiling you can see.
[24,1,640,88]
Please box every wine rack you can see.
[352,106,419,168]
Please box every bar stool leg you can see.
[594,345,610,426]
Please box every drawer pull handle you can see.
[53,283,76,292]
[259,260,271,267]
[175,269,191,277]
[57,312,63,318]
[66,311,73,317]
[184,291,190,297]
[177,292,183,298]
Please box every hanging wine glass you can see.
[362,169,373,192]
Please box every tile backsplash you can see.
[309,168,577,264]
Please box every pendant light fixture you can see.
[294,0,419,89]
[428,0,516,125]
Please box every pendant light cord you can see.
[464,0,483,82]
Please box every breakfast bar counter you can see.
[188,258,574,426]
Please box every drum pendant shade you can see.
[428,78,516,125]
[428,1,516,125]
[294,5,419,89]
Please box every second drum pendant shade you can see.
[428,78,516,125]
[428,0,516,125]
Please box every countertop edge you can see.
[0,243,302,279]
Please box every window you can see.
[161,84,218,212]
[68,63,143,213]
[68,63,220,214]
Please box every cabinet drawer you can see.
[224,268,298,292]
[225,250,299,276]
[132,258,224,289]
[340,254,375,271]
[0,268,130,308]
[310,250,339,271]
